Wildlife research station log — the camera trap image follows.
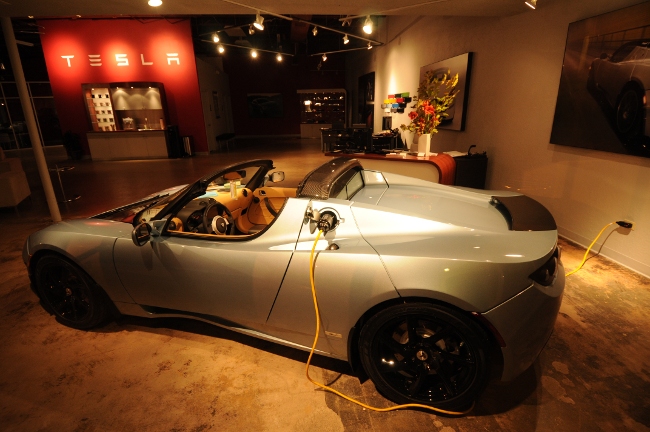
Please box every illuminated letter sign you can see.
[115,54,129,66]
[141,54,153,66]
[167,53,180,65]
[61,55,74,67]
[88,54,102,66]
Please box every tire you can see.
[616,87,643,138]
[358,302,490,411]
[34,255,110,330]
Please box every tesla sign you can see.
[59,53,181,68]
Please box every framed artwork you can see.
[420,52,473,131]
[550,2,650,158]
[247,93,283,118]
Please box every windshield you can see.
[92,184,189,224]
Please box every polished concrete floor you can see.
[1,138,649,431]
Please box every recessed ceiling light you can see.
[148,0,163,6]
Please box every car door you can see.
[112,198,309,329]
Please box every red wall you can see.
[38,19,207,153]
[225,53,346,136]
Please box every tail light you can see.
[529,247,560,286]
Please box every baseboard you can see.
[558,226,650,279]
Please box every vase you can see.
[414,133,432,156]
[402,130,414,151]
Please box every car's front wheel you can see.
[34,255,111,330]
[358,302,490,411]
[616,87,643,138]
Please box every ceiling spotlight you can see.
[276,53,283,62]
[525,0,537,9]
[254,12,264,30]
[367,42,373,50]
[148,0,162,6]
[249,24,255,35]
[322,53,328,61]
[312,26,318,36]
[212,33,220,43]
[342,18,352,27]
[363,16,373,34]
[251,49,258,58]
[217,44,225,53]
[343,34,349,45]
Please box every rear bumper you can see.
[483,264,565,381]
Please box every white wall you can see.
[347,0,650,276]
[196,57,234,153]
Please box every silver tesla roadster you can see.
[23,157,564,411]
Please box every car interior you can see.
[167,167,296,237]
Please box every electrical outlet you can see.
[619,220,635,230]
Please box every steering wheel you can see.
[202,201,235,235]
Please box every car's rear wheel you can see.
[358,302,490,411]
[616,87,643,137]
[34,255,110,330]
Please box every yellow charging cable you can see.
[565,222,617,277]
[306,229,472,416]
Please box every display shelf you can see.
[298,89,346,126]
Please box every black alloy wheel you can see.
[34,255,109,330]
[616,88,643,137]
[359,303,490,411]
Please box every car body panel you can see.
[27,220,136,304]
[483,268,565,380]
[265,198,399,359]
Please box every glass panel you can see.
[2,82,19,98]
[29,82,54,97]
[33,98,63,146]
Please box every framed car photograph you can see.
[550,2,650,158]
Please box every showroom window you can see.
[0,81,63,151]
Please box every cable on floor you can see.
[565,221,632,277]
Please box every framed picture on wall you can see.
[247,93,283,118]
[550,2,650,158]
[419,52,473,131]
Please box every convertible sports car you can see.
[23,158,564,411]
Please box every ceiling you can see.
[1,0,531,19]
[1,0,534,67]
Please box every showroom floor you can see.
[1,138,648,431]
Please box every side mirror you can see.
[132,222,152,247]
[269,171,285,183]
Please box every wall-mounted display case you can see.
[82,82,170,160]
[82,82,168,132]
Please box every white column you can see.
[1,17,61,222]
